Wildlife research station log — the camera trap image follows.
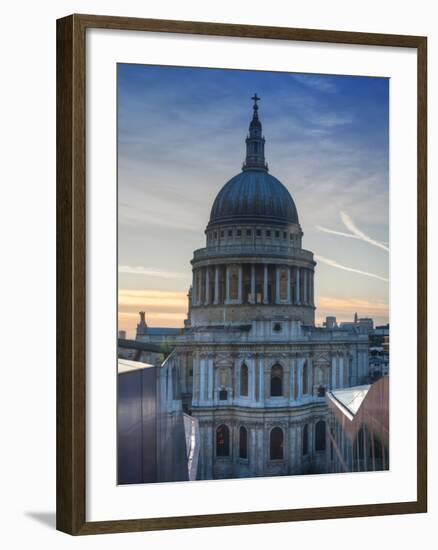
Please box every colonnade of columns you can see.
[192,263,314,307]
[192,354,315,406]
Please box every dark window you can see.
[270,364,283,397]
[240,363,249,396]
[228,229,232,237]
[317,385,326,397]
[302,424,309,455]
[275,230,280,238]
[283,232,287,239]
[256,229,261,236]
[246,229,252,236]
[216,424,230,456]
[302,361,308,394]
[270,427,284,460]
[220,230,224,237]
[315,420,326,451]
[189,368,193,377]
[266,230,271,237]
[374,435,383,460]
[219,389,228,401]
[214,231,217,239]
[239,426,248,459]
[357,427,365,460]
[237,229,242,236]
[273,322,282,332]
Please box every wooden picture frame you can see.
[56,13,427,535]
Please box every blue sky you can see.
[117,63,389,336]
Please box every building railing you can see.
[192,244,314,262]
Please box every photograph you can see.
[116,63,390,484]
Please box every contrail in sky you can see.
[315,255,389,282]
[340,211,389,252]
[317,211,389,252]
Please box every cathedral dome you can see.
[207,93,299,229]
[208,169,299,228]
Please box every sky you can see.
[118,63,389,338]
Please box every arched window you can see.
[302,424,309,455]
[270,427,284,460]
[219,389,228,401]
[302,360,308,395]
[315,420,326,451]
[270,364,283,396]
[240,363,249,396]
[239,426,248,459]
[216,424,230,457]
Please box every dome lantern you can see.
[242,94,268,172]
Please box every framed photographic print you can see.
[56,14,427,535]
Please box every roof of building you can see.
[327,385,371,420]
[208,170,299,228]
[140,327,180,335]
[118,358,155,373]
[118,338,162,353]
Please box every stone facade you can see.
[165,96,369,480]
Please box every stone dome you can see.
[208,169,299,228]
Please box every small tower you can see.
[242,93,268,172]
[138,310,147,327]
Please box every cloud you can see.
[315,254,389,282]
[118,265,185,279]
[290,74,338,93]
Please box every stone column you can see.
[250,264,256,304]
[310,271,314,306]
[225,265,230,302]
[339,355,344,389]
[258,357,265,403]
[205,267,210,305]
[298,358,304,399]
[296,267,301,305]
[331,355,337,389]
[289,424,297,474]
[214,266,219,304]
[263,264,269,304]
[284,361,291,399]
[344,352,350,386]
[250,428,257,475]
[206,423,214,479]
[287,266,291,303]
[199,357,206,403]
[275,266,280,303]
[192,269,196,305]
[250,358,256,402]
[290,358,296,402]
[238,265,243,304]
[306,269,310,305]
[208,357,214,402]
